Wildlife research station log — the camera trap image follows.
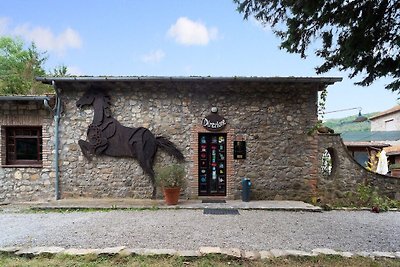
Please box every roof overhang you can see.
[344,141,391,148]
[36,76,342,91]
[0,95,51,101]
[386,151,400,156]
[369,105,400,120]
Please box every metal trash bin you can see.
[241,178,251,202]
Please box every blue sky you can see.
[1,0,398,119]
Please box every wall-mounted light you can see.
[353,110,369,122]
[322,107,369,123]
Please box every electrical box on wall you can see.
[234,141,246,159]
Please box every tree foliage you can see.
[234,0,400,91]
[50,64,69,77]
[0,36,68,95]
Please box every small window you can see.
[385,119,395,131]
[5,126,42,166]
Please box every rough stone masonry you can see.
[56,79,320,200]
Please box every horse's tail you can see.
[156,136,185,161]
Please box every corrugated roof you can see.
[343,141,390,147]
[384,145,400,155]
[35,76,342,91]
[341,131,400,142]
[36,76,342,83]
[0,96,51,101]
[369,105,400,120]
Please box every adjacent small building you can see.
[341,105,400,172]
[341,131,400,167]
[0,96,55,201]
[370,105,400,131]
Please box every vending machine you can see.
[198,133,227,196]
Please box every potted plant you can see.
[155,164,186,205]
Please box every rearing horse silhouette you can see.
[76,87,184,198]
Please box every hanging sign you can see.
[202,113,227,131]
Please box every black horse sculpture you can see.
[76,87,184,198]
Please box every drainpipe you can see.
[52,81,61,200]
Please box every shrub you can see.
[155,164,186,188]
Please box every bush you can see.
[325,184,400,212]
[357,184,400,212]
[155,164,186,188]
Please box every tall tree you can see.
[0,36,53,95]
[51,64,69,77]
[234,0,400,91]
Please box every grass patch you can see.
[0,253,399,267]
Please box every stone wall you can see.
[4,83,398,203]
[317,134,400,201]
[58,81,320,200]
[0,100,54,202]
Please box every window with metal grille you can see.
[5,126,42,166]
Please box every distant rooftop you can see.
[384,145,400,155]
[369,105,400,120]
[343,141,390,148]
[341,131,400,142]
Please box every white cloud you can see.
[0,17,10,35]
[66,66,84,76]
[13,25,82,55]
[167,17,218,46]
[0,17,82,56]
[141,49,165,64]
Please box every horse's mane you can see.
[90,86,112,118]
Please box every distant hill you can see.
[323,112,379,133]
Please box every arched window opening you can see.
[321,148,335,177]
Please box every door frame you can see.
[198,132,227,196]
[190,125,235,199]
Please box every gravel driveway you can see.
[0,210,399,252]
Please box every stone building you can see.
[1,76,399,203]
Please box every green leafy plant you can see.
[0,37,50,95]
[0,36,71,95]
[307,120,323,136]
[318,89,328,120]
[326,184,400,211]
[357,184,400,212]
[155,164,186,188]
[235,0,400,91]
[307,89,327,135]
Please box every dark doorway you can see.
[198,133,227,196]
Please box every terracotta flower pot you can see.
[163,187,181,205]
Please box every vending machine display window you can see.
[198,133,227,196]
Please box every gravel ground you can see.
[0,210,399,252]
